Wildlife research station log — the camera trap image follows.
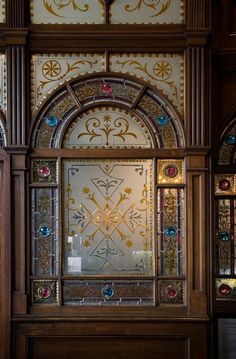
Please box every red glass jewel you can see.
[219,283,231,296]
[165,286,177,299]
[219,179,230,191]
[164,165,178,178]
[101,84,113,94]
[38,286,52,299]
[37,166,51,178]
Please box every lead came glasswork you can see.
[63,159,153,276]
[215,199,235,275]
[45,115,58,127]
[32,188,58,276]
[63,280,154,306]
[225,134,236,145]
[156,114,169,126]
[32,280,58,305]
[158,188,184,276]
[216,278,236,300]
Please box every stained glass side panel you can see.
[32,280,58,305]
[215,199,236,275]
[63,280,154,306]
[216,278,236,301]
[31,188,58,275]
[157,188,184,276]
[63,159,153,276]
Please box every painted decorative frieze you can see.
[0,54,6,112]
[31,0,104,24]
[110,0,184,24]
[110,54,184,116]
[31,54,105,110]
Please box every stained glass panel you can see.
[63,159,153,276]
[31,159,57,183]
[63,280,154,306]
[216,278,236,300]
[157,188,184,276]
[32,280,58,304]
[158,280,184,305]
[63,106,153,149]
[215,199,236,275]
[215,175,236,195]
[31,188,58,275]
[157,159,184,184]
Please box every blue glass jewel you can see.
[39,226,51,237]
[156,115,169,126]
[225,134,236,145]
[165,227,177,237]
[219,231,230,241]
[102,285,114,299]
[45,116,58,127]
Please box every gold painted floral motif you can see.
[116,59,177,99]
[37,58,98,98]
[43,0,89,18]
[125,0,171,17]
[77,114,137,146]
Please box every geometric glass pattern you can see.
[215,199,236,276]
[215,174,236,195]
[63,280,154,306]
[216,278,236,301]
[110,0,184,25]
[218,122,236,165]
[63,106,153,149]
[30,0,105,24]
[32,75,184,150]
[32,280,58,304]
[157,159,184,184]
[31,159,57,183]
[157,188,184,276]
[31,188,58,275]
[158,280,184,305]
[63,159,153,275]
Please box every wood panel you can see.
[13,320,209,359]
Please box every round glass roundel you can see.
[101,84,113,95]
[102,285,115,299]
[165,286,177,299]
[219,283,232,296]
[219,179,230,191]
[37,166,51,178]
[45,115,58,127]
[38,286,52,299]
[219,231,230,241]
[164,165,178,178]
[225,134,236,145]
[156,115,169,126]
[165,227,177,237]
[39,226,51,237]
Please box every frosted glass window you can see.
[63,159,153,276]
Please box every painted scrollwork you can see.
[43,0,89,17]
[125,0,171,17]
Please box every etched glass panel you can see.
[31,0,105,24]
[157,188,184,276]
[63,106,153,149]
[216,199,236,275]
[63,280,154,306]
[110,0,184,24]
[63,159,153,275]
[32,188,58,275]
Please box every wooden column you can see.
[186,149,209,316]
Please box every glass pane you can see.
[158,280,184,305]
[63,280,154,306]
[216,199,234,275]
[157,188,184,276]
[31,159,57,183]
[63,106,153,149]
[32,280,58,305]
[63,159,153,275]
[31,188,58,275]
[216,278,236,301]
